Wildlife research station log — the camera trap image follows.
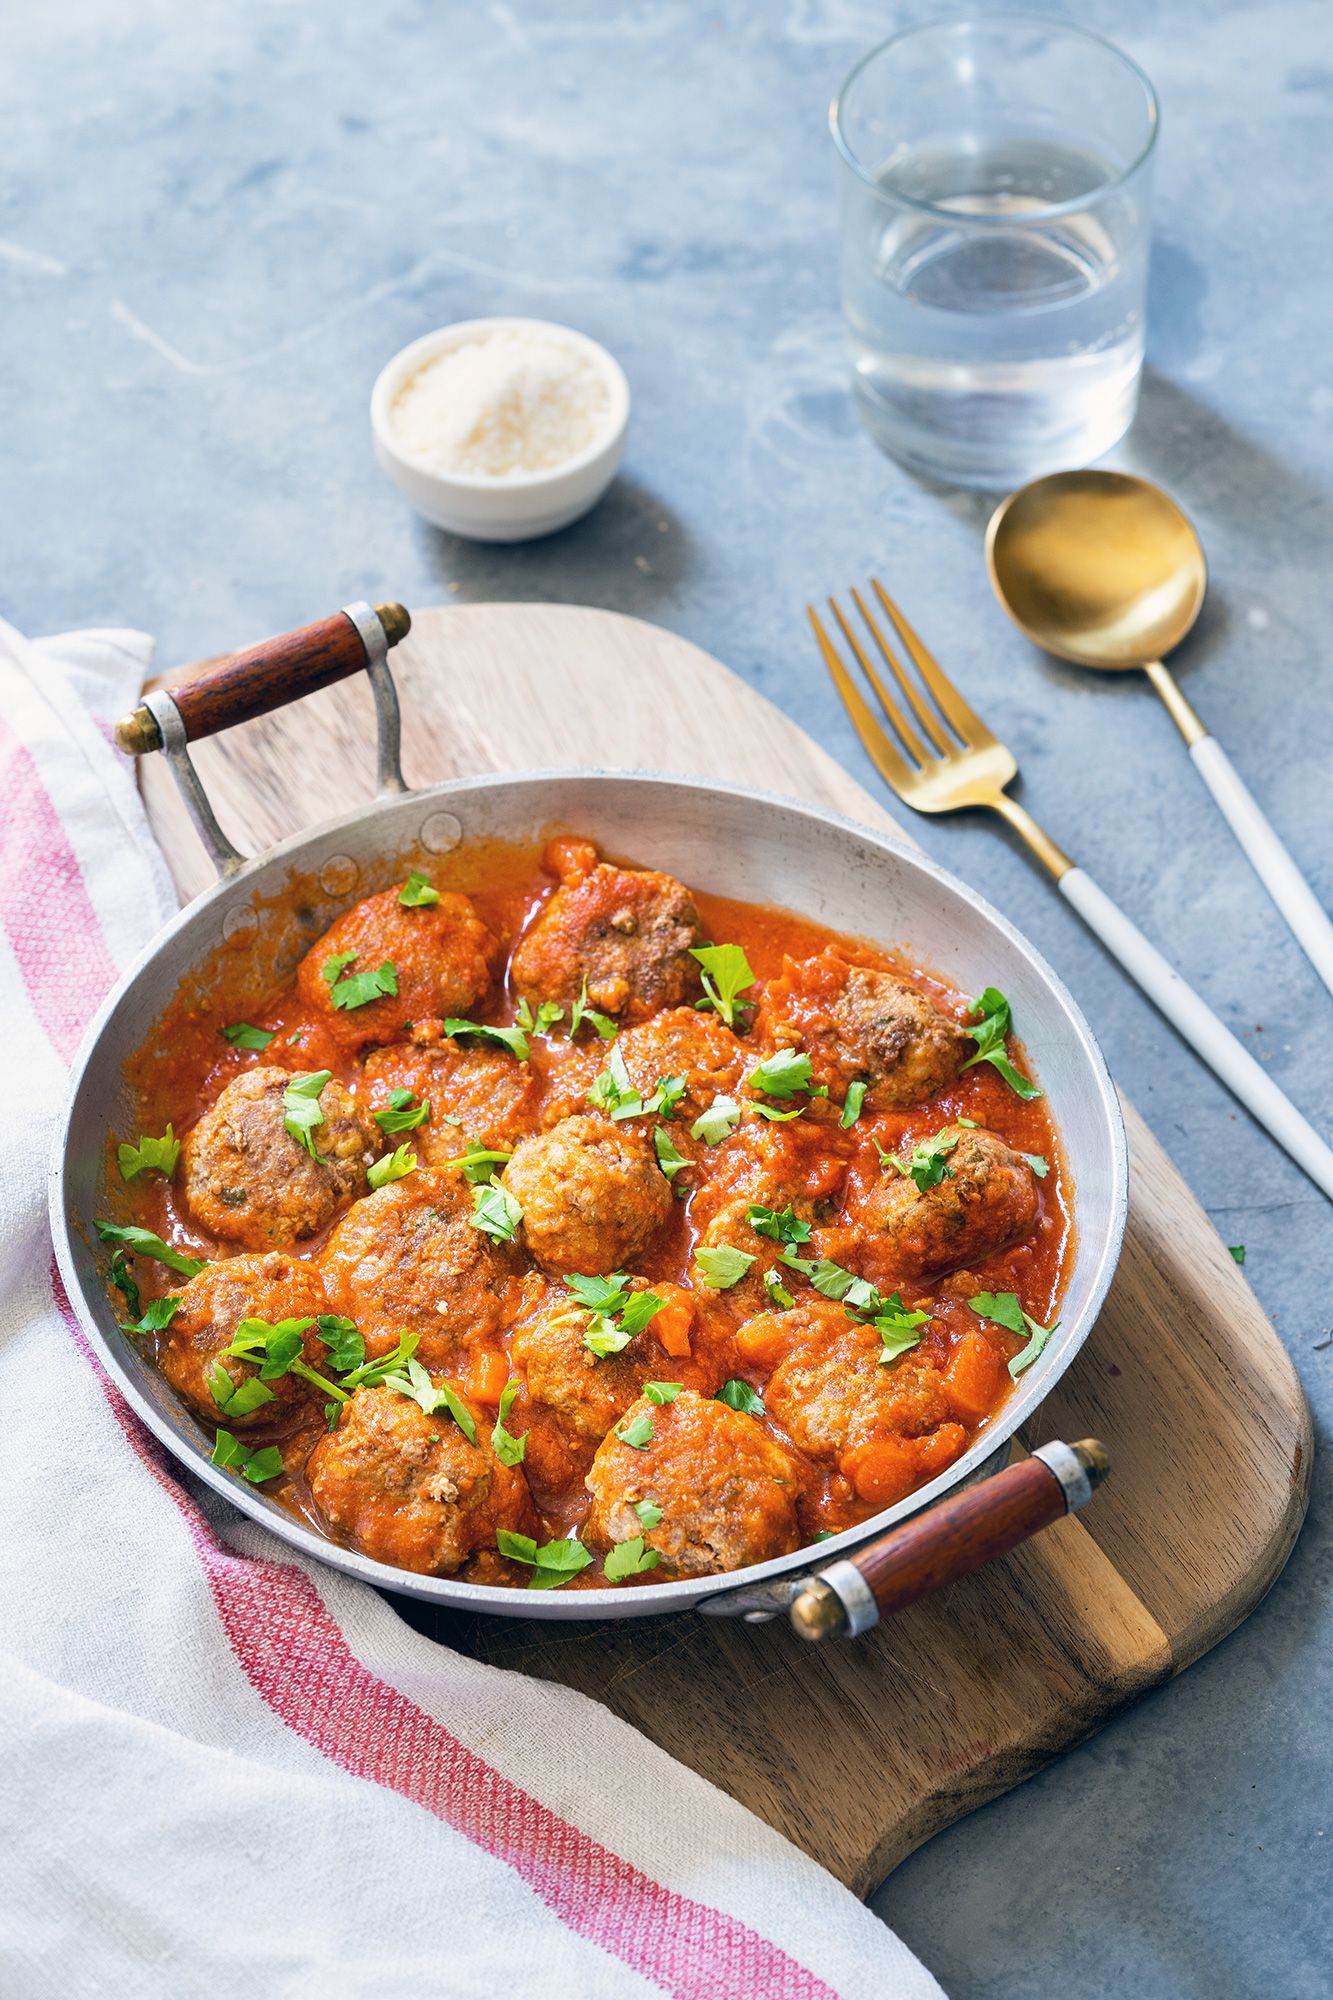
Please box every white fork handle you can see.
[1059,866,1333,1201]
[1189,736,1333,999]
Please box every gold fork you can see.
[809,578,1333,1201]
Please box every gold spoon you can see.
[987,469,1333,999]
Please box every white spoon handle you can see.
[1058,865,1333,1200]
[1189,735,1333,999]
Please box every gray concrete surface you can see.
[4,1,1329,1992]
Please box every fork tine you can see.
[870,577,994,746]
[849,585,952,757]
[807,606,917,795]
[827,596,928,765]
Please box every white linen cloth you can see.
[0,620,944,2000]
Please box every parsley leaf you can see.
[211,1429,284,1484]
[117,1126,181,1181]
[95,1221,208,1281]
[569,976,618,1041]
[840,1080,868,1129]
[496,1529,595,1590]
[653,1126,691,1182]
[645,1073,687,1117]
[968,1290,1059,1377]
[963,987,1042,1100]
[747,1201,811,1246]
[634,1498,663,1529]
[1022,1152,1050,1179]
[690,942,755,1028]
[491,1379,528,1466]
[107,1249,140,1317]
[897,1127,961,1193]
[762,1268,795,1310]
[226,1315,316,1379]
[443,1141,514,1184]
[1228,1243,1246,1266]
[375,1087,431,1134]
[341,1328,421,1390]
[694,1244,756,1289]
[643,1380,682,1404]
[615,1411,655,1450]
[587,1045,644,1120]
[379,1356,478,1443]
[620,1292,667,1338]
[368,1144,417,1191]
[317,1314,364,1373]
[871,1291,931,1362]
[221,1022,274,1051]
[563,1273,664,1356]
[778,1247,882,1314]
[121,1294,182,1337]
[748,1048,819,1100]
[564,1272,634,1315]
[282,1070,331,1160]
[444,1016,530,1061]
[398,870,440,908]
[690,1096,741,1145]
[323,955,399,1012]
[516,995,565,1035]
[604,1536,662,1581]
[716,1379,765,1416]
[470,1178,523,1243]
[206,1361,276,1417]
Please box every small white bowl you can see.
[370,316,630,543]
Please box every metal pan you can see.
[50,604,1128,1640]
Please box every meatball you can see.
[501,1115,673,1275]
[765,1316,967,1510]
[689,1187,818,1318]
[360,1038,542,1157]
[759,949,966,1110]
[510,1290,676,1446]
[509,837,703,1023]
[181,1067,372,1250]
[585,1388,800,1578]
[307,1384,535,1575]
[161,1252,330,1427]
[295,881,501,1053]
[615,1007,746,1123]
[320,1169,522,1365]
[853,1125,1039,1280]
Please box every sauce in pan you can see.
[101,836,1071,1592]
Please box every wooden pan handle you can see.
[789,1440,1109,1642]
[114,601,411,754]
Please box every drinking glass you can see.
[832,17,1158,488]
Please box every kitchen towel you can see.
[0,619,943,2000]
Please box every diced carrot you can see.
[463,1348,510,1407]
[542,835,597,883]
[912,1422,968,1482]
[942,1329,1009,1425]
[650,1283,694,1358]
[734,1315,793,1367]
[840,1436,918,1509]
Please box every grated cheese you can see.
[389,328,613,478]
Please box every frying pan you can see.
[50,603,1128,1639]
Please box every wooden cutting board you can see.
[140,603,1312,1896]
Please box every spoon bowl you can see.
[986,470,1208,671]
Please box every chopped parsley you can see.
[694,1244,756,1289]
[748,1048,823,1100]
[643,1381,682,1404]
[587,1046,643,1119]
[1228,1244,1246,1266]
[963,987,1042,1100]
[840,1080,868,1129]
[107,1249,139,1317]
[340,1328,421,1391]
[496,1531,595,1591]
[379,1356,477,1442]
[777,1248,930,1360]
[221,1022,274,1051]
[367,1144,417,1191]
[211,1429,284,1484]
[569,976,618,1041]
[323,953,399,1012]
[604,1536,662,1581]
[690,942,755,1028]
[615,1411,655,1450]
[563,1273,665,1357]
[892,1127,961,1193]
[375,1087,431,1134]
[715,1378,765,1417]
[95,1221,208,1281]
[968,1290,1059,1377]
[491,1379,528,1466]
[281,1070,331,1160]
[762,1267,795,1310]
[470,1178,523,1244]
[443,1016,530,1062]
[653,1126,691,1183]
[516,995,565,1035]
[206,1362,276,1418]
[872,1292,932,1362]
[398,870,440,908]
[634,1498,663,1529]
[316,1314,365,1373]
[120,1293,182,1337]
[1023,1153,1050,1179]
[117,1127,181,1182]
[443,1141,515,1184]
[747,1201,811,1246]
[690,1096,741,1145]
